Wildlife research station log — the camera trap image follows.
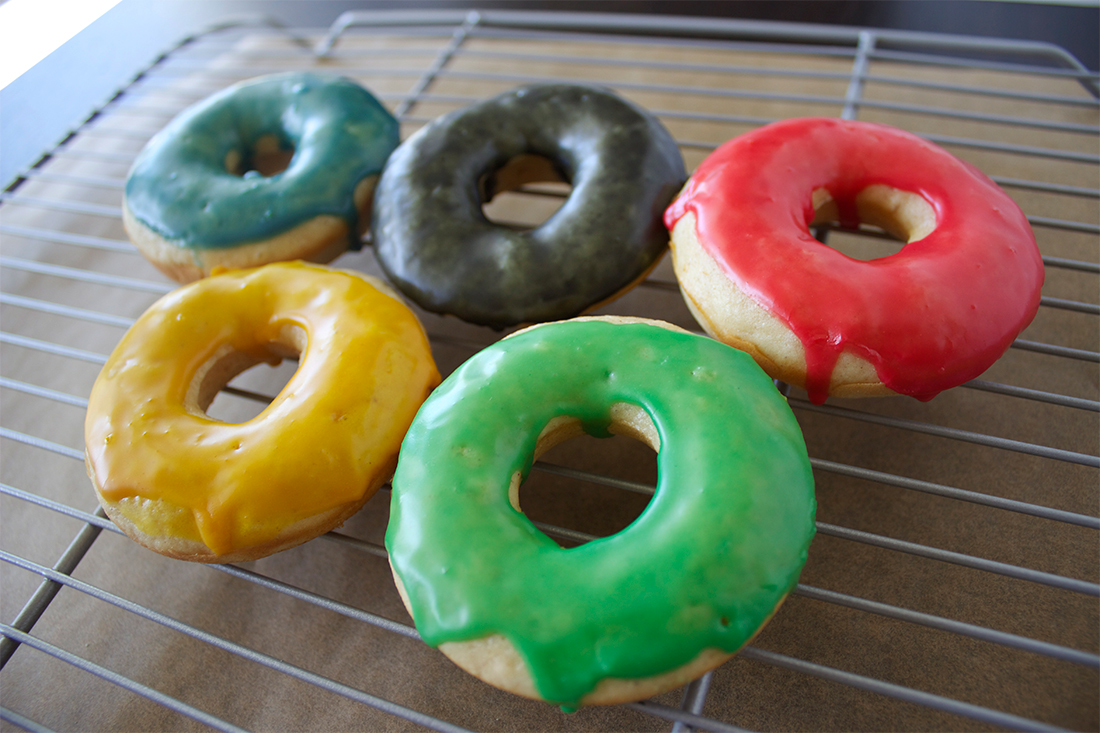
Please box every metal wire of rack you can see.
[1,9,1097,733]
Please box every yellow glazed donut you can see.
[84,261,440,563]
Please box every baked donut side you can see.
[372,83,686,329]
[123,73,399,282]
[385,316,815,708]
[665,117,1044,404]
[94,475,388,565]
[669,210,892,398]
[123,176,379,284]
[85,262,440,563]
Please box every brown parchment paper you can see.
[1,20,1097,733]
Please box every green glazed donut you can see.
[386,316,816,709]
[123,72,399,282]
[371,84,687,329]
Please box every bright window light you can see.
[0,0,124,89]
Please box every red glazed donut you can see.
[664,117,1044,404]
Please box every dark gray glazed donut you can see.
[371,84,686,329]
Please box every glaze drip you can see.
[386,319,815,707]
[665,117,1044,403]
[86,262,439,557]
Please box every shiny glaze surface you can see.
[85,262,439,557]
[372,83,686,329]
[386,319,816,707]
[125,72,398,251]
[665,117,1044,403]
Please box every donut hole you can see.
[479,153,571,230]
[510,404,658,549]
[224,134,296,178]
[810,184,936,260]
[204,359,300,422]
[192,325,304,423]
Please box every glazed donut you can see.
[385,316,816,709]
[85,262,440,563]
[665,117,1044,404]
[372,83,686,329]
[123,72,399,283]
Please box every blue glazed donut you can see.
[123,72,399,282]
[371,84,686,329]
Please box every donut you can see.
[664,117,1045,404]
[84,261,440,563]
[371,83,686,329]
[123,72,399,283]
[385,316,816,709]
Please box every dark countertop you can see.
[2,0,1097,189]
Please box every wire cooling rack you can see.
[1,9,1097,732]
